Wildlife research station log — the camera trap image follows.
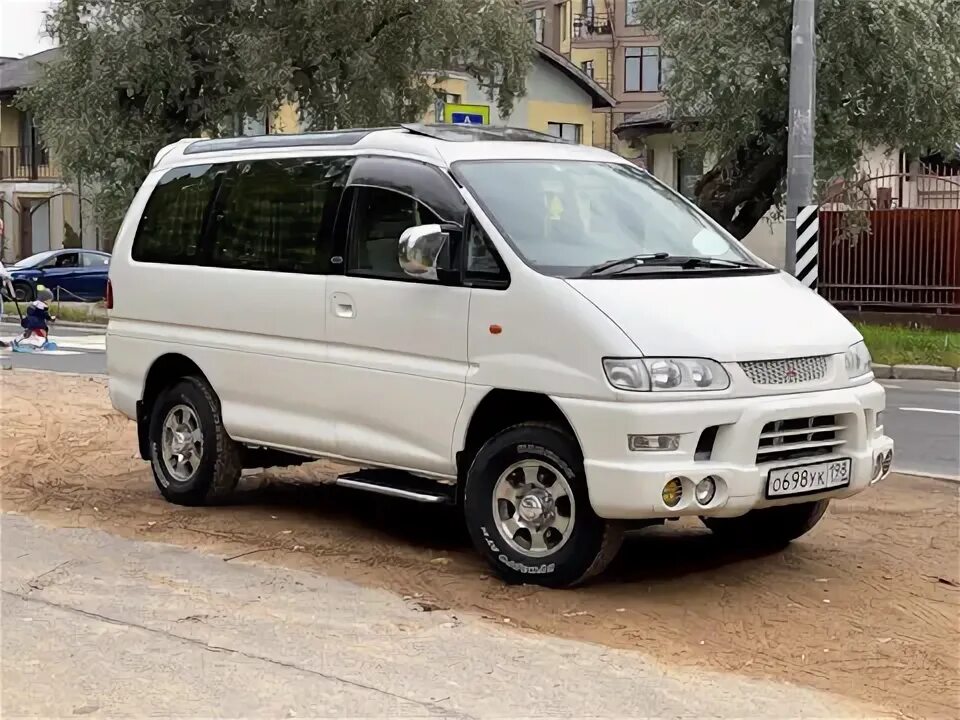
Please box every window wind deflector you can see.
[401,124,565,143]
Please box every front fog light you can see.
[695,477,717,506]
[662,478,684,507]
[628,434,680,452]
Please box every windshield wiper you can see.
[662,256,760,270]
[581,253,670,277]
[582,254,760,277]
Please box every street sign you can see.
[451,113,484,125]
[443,103,490,125]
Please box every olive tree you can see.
[632,0,960,239]
[21,0,533,233]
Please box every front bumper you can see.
[556,381,894,520]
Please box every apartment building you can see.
[523,0,668,157]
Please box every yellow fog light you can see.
[662,477,684,508]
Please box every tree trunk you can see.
[695,127,788,241]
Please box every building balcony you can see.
[573,13,613,41]
[0,146,57,181]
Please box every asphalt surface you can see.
[0,513,871,718]
[1,322,956,479]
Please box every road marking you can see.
[934,388,960,393]
[882,383,902,389]
[899,407,960,416]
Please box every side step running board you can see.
[334,469,456,505]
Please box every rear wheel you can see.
[148,376,241,506]
[463,423,622,588]
[701,500,830,546]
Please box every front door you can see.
[324,158,470,477]
[38,250,81,299]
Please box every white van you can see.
[107,125,894,587]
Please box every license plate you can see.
[766,458,852,498]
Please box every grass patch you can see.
[2,302,106,325]
[857,323,960,368]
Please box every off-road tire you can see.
[701,500,830,546]
[148,376,242,506]
[463,423,623,588]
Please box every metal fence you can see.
[819,172,960,313]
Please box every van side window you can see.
[465,219,509,286]
[209,157,352,274]
[347,187,442,279]
[133,164,218,265]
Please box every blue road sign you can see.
[451,112,485,125]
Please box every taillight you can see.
[106,279,114,310]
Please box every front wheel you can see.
[13,282,34,302]
[701,500,830,546]
[148,376,242,506]
[463,423,623,588]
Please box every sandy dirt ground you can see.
[2,370,958,719]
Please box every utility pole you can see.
[784,0,816,276]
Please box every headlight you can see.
[603,357,730,392]
[844,341,873,380]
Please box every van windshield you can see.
[454,160,760,278]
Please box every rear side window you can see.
[133,165,218,265]
[208,157,353,274]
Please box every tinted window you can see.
[209,157,352,274]
[81,252,110,267]
[133,165,219,265]
[348,187,442,279]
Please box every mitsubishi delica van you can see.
[107,124,894,587]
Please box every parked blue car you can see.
[6,249,111,302]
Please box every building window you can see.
[676,151,704,201]
[547,122,582,144]
[531,8,545,43]
[625,46,667,92]
[625,0,643,26]
[581,60,595,79]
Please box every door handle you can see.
[331,292,355,319]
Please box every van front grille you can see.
[756,415,845,464]
[740,356,828,385]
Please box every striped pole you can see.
[795,205,820,290]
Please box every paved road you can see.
[2,323,956,479]
[0,513,870,718]
[0,322,107,375]
[879,378,960,479]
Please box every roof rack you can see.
[401,123,566,144]
[182,128,396,155]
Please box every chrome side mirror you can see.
[398,224,448,281]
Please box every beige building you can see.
[0,49,100,263]
[523,0,667,156]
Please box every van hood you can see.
[567,271,861,362]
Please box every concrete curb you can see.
[875,363,959,382]
[895,469,960,485]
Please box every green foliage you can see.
[19,0,533,236]
[633,0,960,237]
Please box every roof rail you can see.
[401,123,566,143]
[182,128,396,156]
